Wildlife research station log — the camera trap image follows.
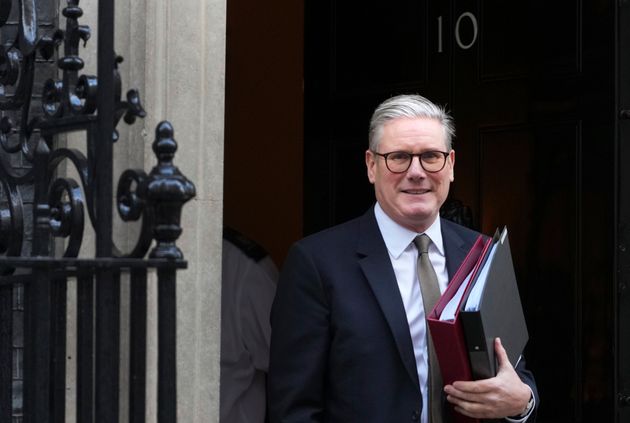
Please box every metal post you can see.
[94,0,119,421]
[23,270,51,423]
[51,277,67,422]
[158,268,177,423]
[77,274,94,422]
[24,136,53,423]
[0,283,12,421]
[129,268,148,423]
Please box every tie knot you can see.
[413,234,431,255]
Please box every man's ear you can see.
[366,149,376,184]
[448,149,455,182]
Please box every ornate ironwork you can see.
[0,0,193,266]
[0,1,196,422]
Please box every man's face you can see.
[366,117,455,233]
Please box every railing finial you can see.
[146,121,196,260]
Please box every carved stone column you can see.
[132,1,226,422]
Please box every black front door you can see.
[305,1,620,421]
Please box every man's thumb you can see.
[494,337,510,370]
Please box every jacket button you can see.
[411,410,420,421]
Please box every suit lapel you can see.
[357,208,420,391]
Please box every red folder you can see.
[426,235,491,423]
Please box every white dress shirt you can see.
[220,239,279,423]
[374,203,448,423]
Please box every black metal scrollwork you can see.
[0,1,195,420]
[0,0,193,270]
[48,177,84,257]
[115,168,155,258]
[0,160,23,275]
[0,175,23,270]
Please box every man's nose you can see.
[406,156,426,176]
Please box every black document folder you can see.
[459,227,529,380]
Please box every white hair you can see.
[368,94,455,151]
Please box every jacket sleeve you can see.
[267,243,331,423]
[503,355,538,422]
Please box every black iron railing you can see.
[0,1,194,422]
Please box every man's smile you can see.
[401,188,431,195]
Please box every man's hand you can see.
[443,338,532,419]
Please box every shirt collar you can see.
[374,202,445,259]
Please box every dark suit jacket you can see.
[268,206,538,423]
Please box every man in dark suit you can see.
[268,94,538,423]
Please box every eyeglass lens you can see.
[385,151,447,173]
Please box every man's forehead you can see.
[381,118,447,145]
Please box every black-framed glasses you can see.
[372,150,450,173]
